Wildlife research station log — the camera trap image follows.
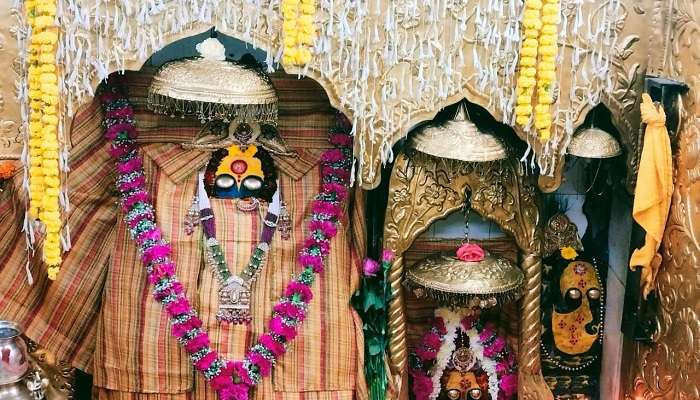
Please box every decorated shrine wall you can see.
[624,0,700,398]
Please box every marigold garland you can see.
[26,0,62,277]
[534,0,560,140]
[281,0,315,66]
[515,0,560,142]
[100,79,353,400]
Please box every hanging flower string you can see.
[99,79,353,400]
[409,311,518,400]
[514,0,560,141]
[26,0,63,276]
[281,0,316,66]
[514,0,541,129]
[533,0,560,140]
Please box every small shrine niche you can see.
[379,100,548,400]
[539,103,630,399]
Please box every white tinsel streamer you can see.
[465,327,500,400]
[15,0,35,284]
[53,0,625,185]
[429,307,465,400]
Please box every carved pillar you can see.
[383,150,551,399]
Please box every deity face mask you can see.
[441,347,486,400]
[204,121,277,201]
[551,261,602,355]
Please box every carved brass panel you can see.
[0,3,22,159]
[383,150,550,399]
[624,1,700,399]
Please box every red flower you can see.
[410,371,433,400]
[456,243,485,262]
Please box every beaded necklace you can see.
[196,172,280,324]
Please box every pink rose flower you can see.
[363,258,380,277]
[456,243,485,262]
[410,371,433,400]
[381,249,394,263]
[499,373,518,398]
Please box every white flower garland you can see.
[465,327,499,400]
[429,308,464,400]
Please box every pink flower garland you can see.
[410,314,518,400]
[99,79,353,400]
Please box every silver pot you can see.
[0,321,29,385]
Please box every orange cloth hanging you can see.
[629,93,673,299]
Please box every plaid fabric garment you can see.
[0,71,368,400]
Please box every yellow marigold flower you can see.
[538,93,553,104]
[538,70,556,82]
[516,115,530,125]
[39,54,55,64]
[515,104,533,115]
[542,25,557,35]
[542,4,559,14]
[29,90,42,100]
[298,33,314,45]
[42,167,58,176]
[37,4,57,16]
[517,94,532,105]
[535,118,551,130]
[34,15,54,28]
[539,35,556,46]
[539,45,556,57]
[41,64,56,72]
[41,114,58,125]
[285,47,298,59]
[524,9,540,19]
[521,67,537,77]
[300,4,315,14]
[42,95,59,105]
[538,61,555,71]
[538,128,551,140]
[535,104,550,113]
[298,14,313,25]
[525,0,543,8]
[524,29,540,39]
[521,47,538,58]
[523,38,538,48]
[282,55,295,65]
[44,176,60,188]
[523,18,542,30]
[47,265,60,279]
[542,15,559,25]
[297,48,312,64]
[520,56,537,67]
[40,73,57,83]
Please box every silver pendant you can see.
[216,276,252,324]
[184,195,199,235]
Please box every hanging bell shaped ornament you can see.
[184,195,200,236]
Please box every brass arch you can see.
[382,150,552,399]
